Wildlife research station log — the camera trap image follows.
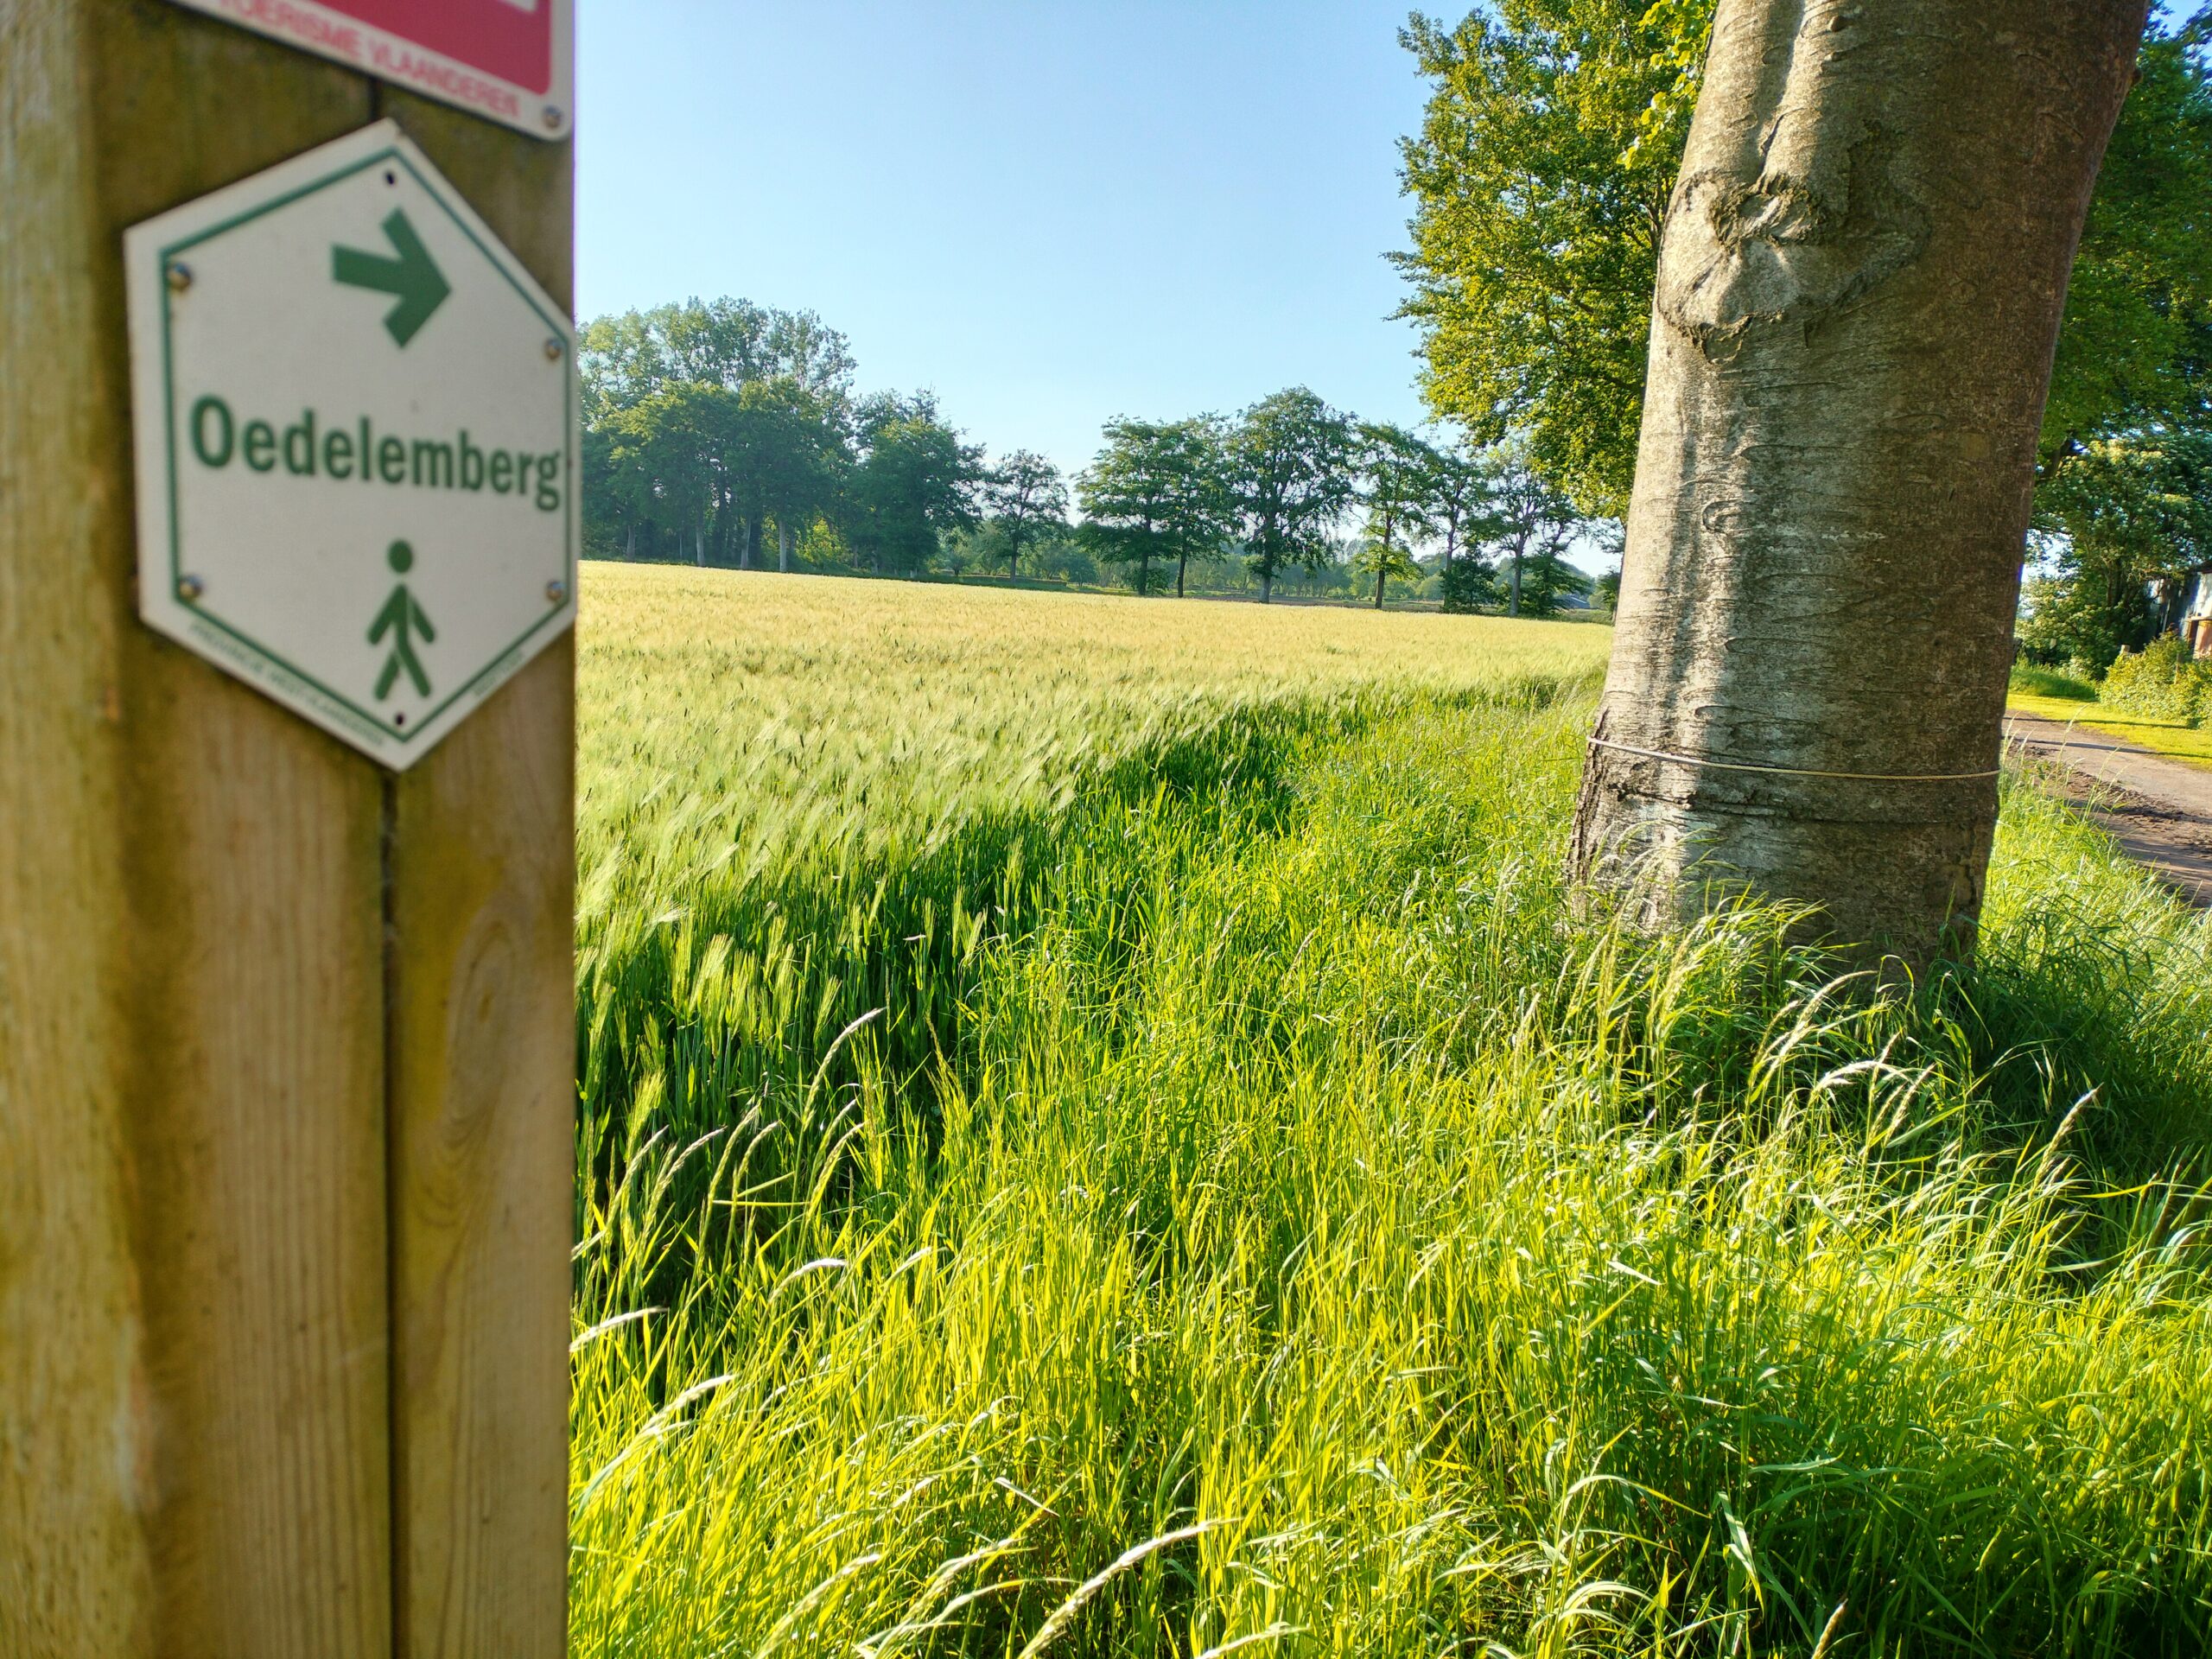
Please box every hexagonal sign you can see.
[126,120,576,770]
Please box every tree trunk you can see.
[1374,564,1386,610]
[737,515,753,571]
[1507,543,1522,617]
[693,523,704,567]
[778,518,792,574]
[1177,550,1188,598]
[1571,0,2145,965]
[1260,567,1273,604]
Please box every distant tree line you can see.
[582,302,1599,615]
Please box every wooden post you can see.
[0,6,574,1656]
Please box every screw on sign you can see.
[163,0,575,139]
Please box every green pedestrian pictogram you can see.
[333,208,451,346]
[369,539,436,700]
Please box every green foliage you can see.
[1029,532,1098,587]
[2041,24,2212,464]
[581,296,854,422]
[2029,429,2212,668]
[2008,660,2099,701]
[1393,1,1700,515]
[2102,632,2212,723]
[1078,416,1234,596]
[595,381,742,564]
[743,377,845,566]
[2005,21,2212,660]
[571,572,2212,1655]
[981,449,1069,579]
[1350,536,1425,607]
[1396,8,2212,530]
[2041,430,2212,577]
[581,296,858,564]
[1593,563,1622,614]
[1439,550,1501,612]
[2018,569,2153,673]
[1227,389,1357,600]
[1482,442,1587,616]
[1421,435,1500,569]
[1510,547,1592,617]
[842,391,984,576]
[1354,422,1441,607]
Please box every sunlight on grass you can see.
[2010,690,2212,769]
[572,569,2212,1656]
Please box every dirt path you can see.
[2004,711,2212,906]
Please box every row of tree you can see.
[581,302,1599,613]
[1075,396,1589,610]
[1392,2,2212,666]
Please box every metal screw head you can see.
[543,337,564,362]
[177,575,205,601]
[542,105,564,131]
[545,580,569,605]
[167,263,194,294]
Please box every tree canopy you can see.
[1354,422,1440,608]
[1395,4,2212,519]
[1077,416,1235,596]
[1393,2,1701,515]
[1481,443,1587,618]
[582,296,855,421]
[2024,429,2212,664]
[843,392,983,577]
[1228,389,1358,602]
[981,451,1069,580]
[2039,23,2212,467]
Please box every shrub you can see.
[2101,632,2210,724]
[1032,536,1099,587]
[2008,661,2098,700]
[1440,555,1500,613]
[2016,570,2157,673]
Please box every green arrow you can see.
[332,208,450,347]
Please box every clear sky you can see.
[575,1,1439,481]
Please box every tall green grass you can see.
[573,568,2212,1656]
[2007,662,2097,702]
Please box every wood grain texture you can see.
[3,10,576,1656]
[3,3,397,1656]
[83,8,397,1658]
[0,4,153,1653]
[382,92,575,1659]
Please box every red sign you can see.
[168,0,574,140]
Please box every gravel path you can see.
[2004,711,2212,906]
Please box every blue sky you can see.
[575,1,1440,481]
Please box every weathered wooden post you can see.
[3,3,575,1654]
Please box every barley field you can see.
[570,565,2212,1657]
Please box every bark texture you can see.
[1571,0,2146,963]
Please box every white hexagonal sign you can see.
[126,120,576,769]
